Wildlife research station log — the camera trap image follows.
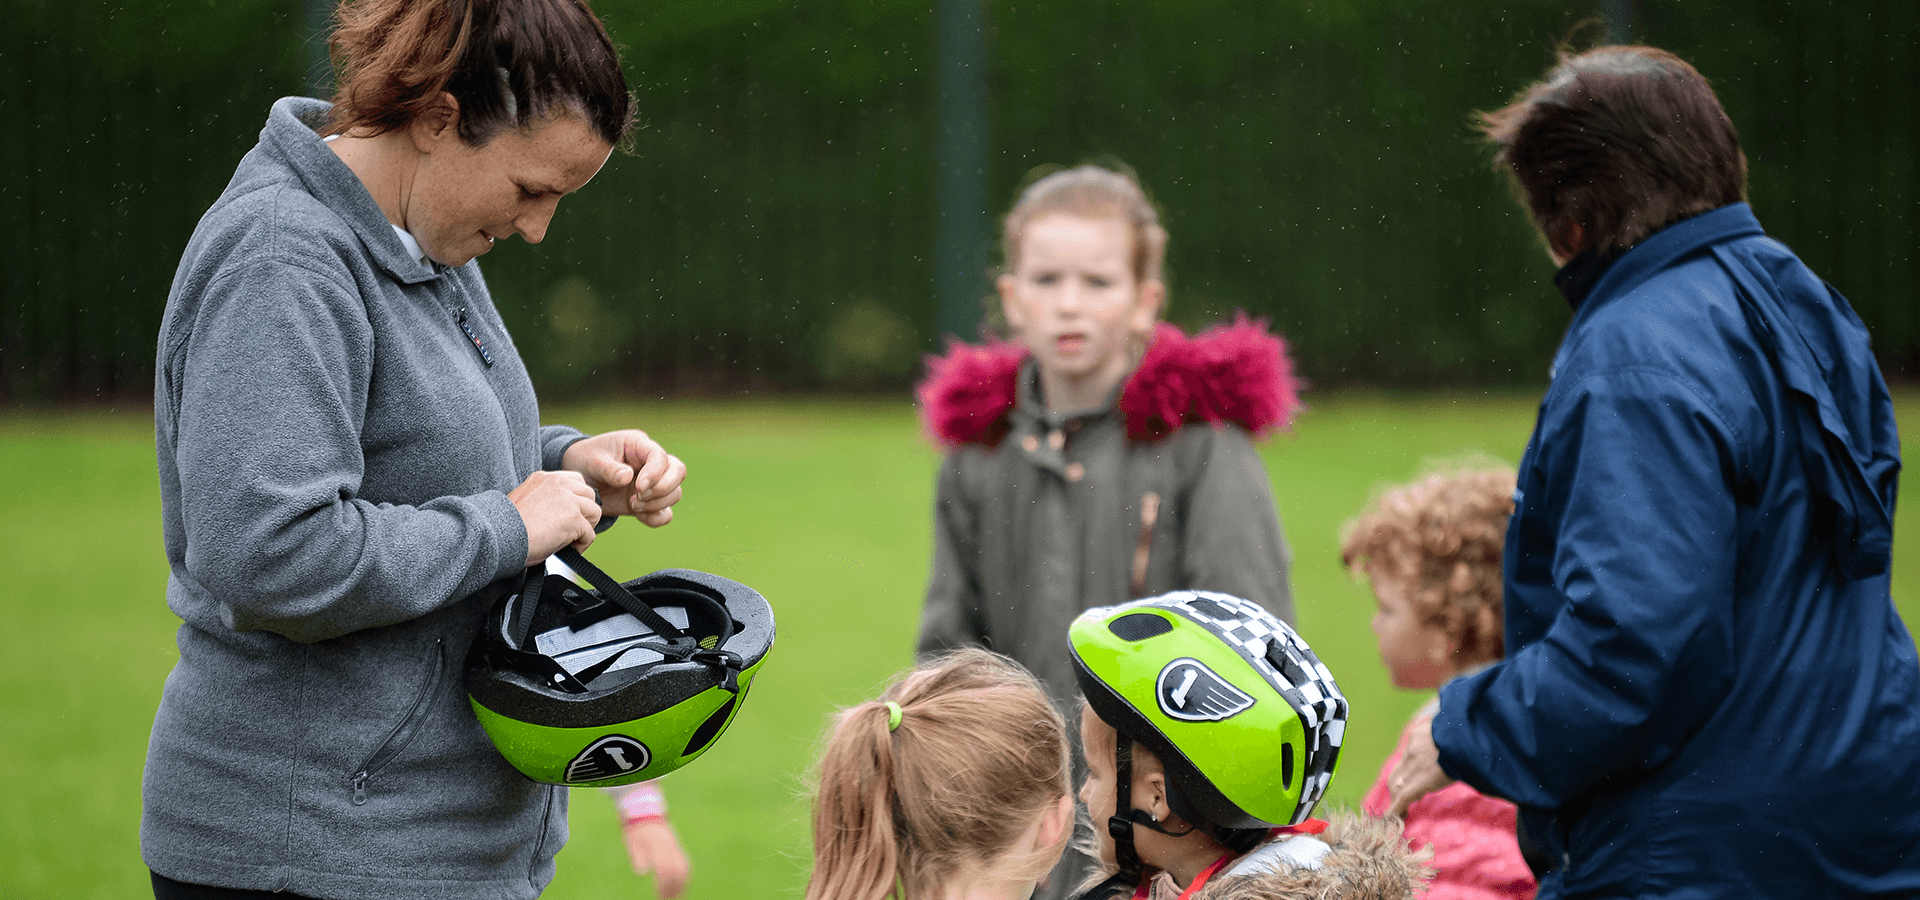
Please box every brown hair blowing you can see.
[325,0,635,148]
[1479,45,1747,257]
[1341,468,1517,665]
[806,648,1071,900]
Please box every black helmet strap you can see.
[507,549,746,693]
[1110,738,1144,875]
[1075,735,1206,900]
[1077,739,1152,900]
[507,564,549,649]
[555,547,691,643]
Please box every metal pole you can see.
[304,0,334,98]
[1601,0,1634,44]
[933,0,992,344]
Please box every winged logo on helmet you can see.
[1156,658,1254,722]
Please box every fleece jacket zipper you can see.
[351,639,445,805]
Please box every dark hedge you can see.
[3,0,1912,400]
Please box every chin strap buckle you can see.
[688,647,745,692]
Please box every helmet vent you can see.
[1187,598,1233,620]
[1265,642,1310,687]
[1109,613,1173,642]
[1281,742,1294,789]
[682,695,738,757]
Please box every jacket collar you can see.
[1573,203,1765,315]
[262,96,446,285]
[1552,247,1622,311]
[915,317,1300,448]
[1010,360,1120,430]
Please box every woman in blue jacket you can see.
[1385,45,1920,899]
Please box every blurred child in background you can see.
[1342,469,1534,900]
[916,164,1302,897]
[1068,591,1429,900]
[805,648,1075,900]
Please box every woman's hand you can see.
[621,817,691,898]
[562,430,686,527]
[1385,715,1456,819]
[509,470,601,567]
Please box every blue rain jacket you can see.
[1434,204,1920,899]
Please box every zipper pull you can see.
[351,771,371,806]
[455,305,495,367]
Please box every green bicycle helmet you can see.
[1069,590,1346,897]
[464,548,775,787]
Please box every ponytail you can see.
[325,0,634,147]
[806,649,1070,900]
[807,702,908,900]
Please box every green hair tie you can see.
[883,701,903,732]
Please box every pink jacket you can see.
[1364,711,1536,900]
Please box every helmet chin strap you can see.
[1073,739,1192,900]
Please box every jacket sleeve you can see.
[1177,425,1296,624]
[916,453,988,656]
[167,259,529,643]
[541,425,589,472]
[1433,369,1741,808]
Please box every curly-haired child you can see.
[1342,469,1535,900]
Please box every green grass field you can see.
[4,393,1916,899]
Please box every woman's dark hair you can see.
[325,0,635,149]
[1478,45,1747,257]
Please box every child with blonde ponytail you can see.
[807,648,1077,900]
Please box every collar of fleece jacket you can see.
[917,315,1303,448]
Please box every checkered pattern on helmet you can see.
[1160,591,1348,823]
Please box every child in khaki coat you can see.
[917,164,1304,900]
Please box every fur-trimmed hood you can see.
[916,316,1302,447]
[1199,813,1433,900]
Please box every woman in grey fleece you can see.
[142,1,673,897]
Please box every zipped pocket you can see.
[350,639,445,806]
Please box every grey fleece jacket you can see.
[144,97,581,899]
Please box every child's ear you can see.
[1037,793,1075,853]
[1468,606,1501,660]
[997,273,1026,333]
[1131,279,1165,333]
[1137,767,1173,823]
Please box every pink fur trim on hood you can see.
[917,315,1303,447]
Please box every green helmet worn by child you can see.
[464,548,775,787]
[1069,590,1347,897]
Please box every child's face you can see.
[1077,704,1122,867]
[1368,561,1455,690]
[999,213,1161,397]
